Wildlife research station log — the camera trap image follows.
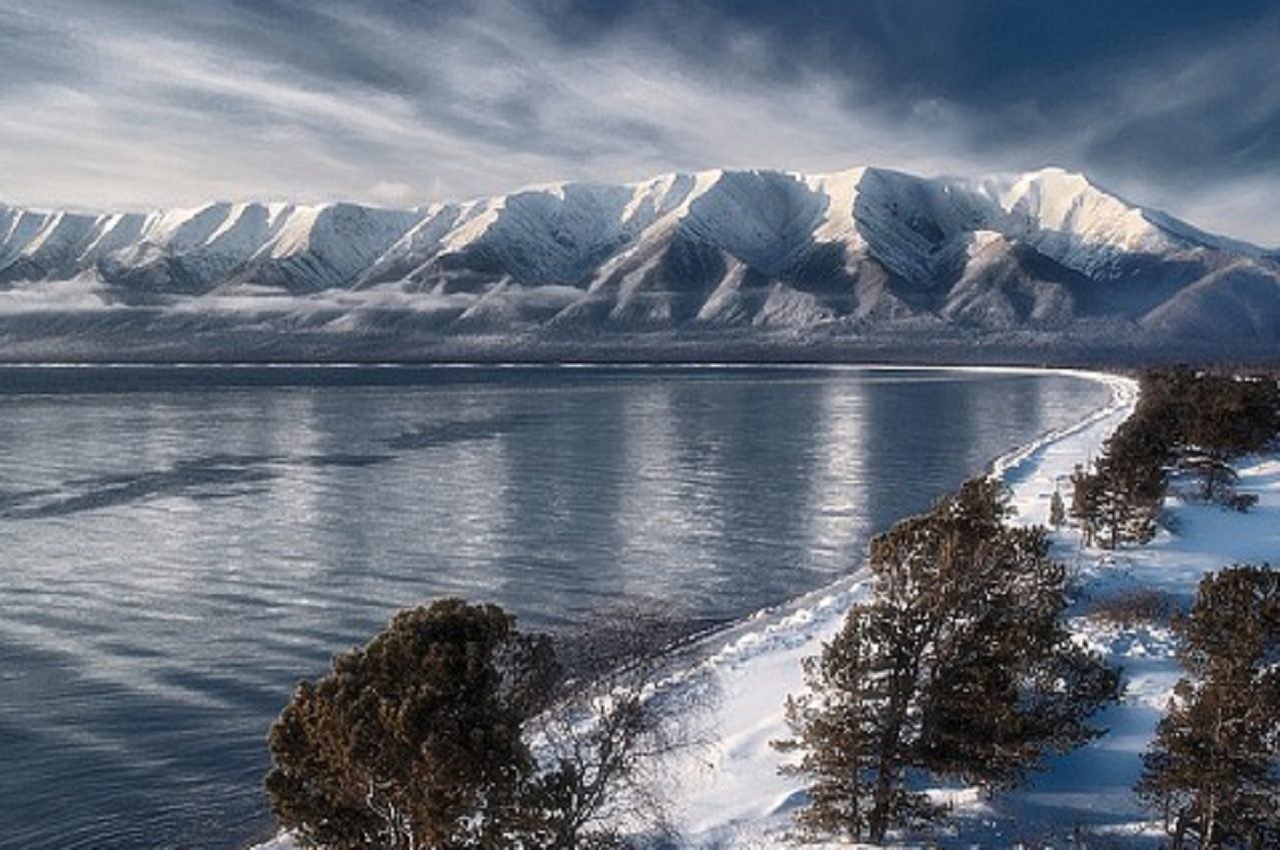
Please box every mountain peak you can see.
[1,163,1274,360]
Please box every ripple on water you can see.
[0,366,1110,849]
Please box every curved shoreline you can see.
[668,367,1138,845]
[676,367,1136,668]
[248,367,1136,850]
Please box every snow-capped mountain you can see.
[1,166,1277,361]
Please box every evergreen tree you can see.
[779,479,1120,844]
[779,600,936,842]
[1137,566,1280,850]
[1184,375,1280,460]
[266,599,556,850]
[267,599,697,850]
[1180,452,1239,503]
[1179,377,1280,503]
[1070,464,1103,547]
[1049,489,1066,529]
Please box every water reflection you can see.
[808,380,872,568]
[0,367,1110,850]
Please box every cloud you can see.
[0,276,116,313]
[0,0,1276,246]
[368,181,416,205]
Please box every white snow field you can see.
[253,368,1280,848]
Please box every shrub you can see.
[265,599,555,850]
[1228,493,1259,513]
[1084,588,1178,629]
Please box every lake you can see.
[0,365,1109,850]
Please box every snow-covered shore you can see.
[256,367,1280,848]
[668,370,1141,848]
[673,367,1280,848]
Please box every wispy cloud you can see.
[0,0,1276,245]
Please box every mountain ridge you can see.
[1,165,1277,363]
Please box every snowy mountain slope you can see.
[1139,258,1280,340]
[1,166,1276,359]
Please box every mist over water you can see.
[0,366,1108,850]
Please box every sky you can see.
[1,0,1278,246]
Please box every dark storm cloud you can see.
[525,0,1280,179]
[0,0,1277,244]
[530,0,1273,94]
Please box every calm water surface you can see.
[0,365,1109,850]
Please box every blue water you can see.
[0,365,1109,850]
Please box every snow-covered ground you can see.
[667,370,1142,848]
[669,368,1280,848]
[253,368,1280,849]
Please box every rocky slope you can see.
[1,166,1277,362]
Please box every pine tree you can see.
[1178,376,1280,503]
[1181,452,1239,503]
[778,479,1120,844]
[1137,566,1280,850]
[1070,464,1102,547]
[1049,489,1066,529]
[266,599,556,850]
[781,601,945,842]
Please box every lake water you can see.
[0,365,1109,850]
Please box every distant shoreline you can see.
[0,360,1127,397]
[0,327,1276,370]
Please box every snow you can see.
[11,163,1256,297]
[3,166,1274,348]
[970,167,1262,278]
[658,370,1143,849]
[262,205,324,259]
[78,212,148,260]
[803,166,867,245]
[754,283,833,327]
[656,367,1275,848]
[257,366,1279,850]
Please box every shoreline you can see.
[664,368,1138,846]
[248,366,1136,850]
[247,366,1131,850]
[666,367,1136,674]
[667,366,1277,848]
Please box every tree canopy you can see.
[778,479,1120,844]
[1138,565,1280,850]
[266,599,555,850]
[266,598,700,850]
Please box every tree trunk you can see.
[869,736,899,844]
[1203,791,1219,850]
[1171,812,1186,850]
[869,659,912,844]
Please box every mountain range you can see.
[2,166,1278,363]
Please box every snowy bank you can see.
[675,367,1280,848]
[669,370,1139,848]
[261,367,1280,849]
